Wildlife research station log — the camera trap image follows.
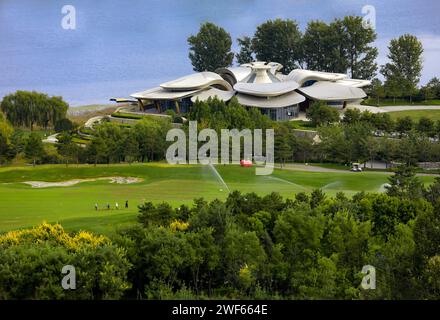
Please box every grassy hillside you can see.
[387,109,440,122]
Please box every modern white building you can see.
[129,61,370,121]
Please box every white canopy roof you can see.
[234,81,300,97]
[286,69,348,86]
[297,81,367,101]
[190,88,235,103]
[236,91,306,108]
[160,71,232,91]
[215,66,252,85]
[335,79,371,88]
[131,87,202,100]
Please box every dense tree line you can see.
[279,105,440,166]
[2,167,440,299]
[0,91,69,130]
[190,17,378,77]
[0,111,14,164]
[5,98,440,168]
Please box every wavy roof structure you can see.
[130,61,370,108]
[236,91,306,108]
[160,71,232,91]
[297,81,367,101]
[286,69,348,86]
[190,87,235,103]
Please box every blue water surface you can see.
[1,0,439,106]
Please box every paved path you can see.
[277,163,439,176]
[42,133,59,144]
[84,116,104,129]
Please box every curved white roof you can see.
[160,71,232,91]
[236,91,306,108]
[335,79,371,88]
[234,81,300,97]
[190,88,235,103]
[286,69,347,85]
[297,81,367,101]
[131,87,202,100]
[215,66,252,85]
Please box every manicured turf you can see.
[363,99,440,107]
[0,163,436,234]
[387,109,440,122]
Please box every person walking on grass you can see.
[115,202,119,210]
[107,203,110,210]
[95,203,98,211]
[125,200,128,209]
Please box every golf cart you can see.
[351,163,363,172]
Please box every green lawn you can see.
[0,163,436,234]
[363,99,440,107]
[387,109,440,122]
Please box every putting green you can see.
[0,163,436,234]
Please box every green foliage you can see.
[0,90,68,130]
[0,111,15,163]
[386,165,424,199]
[236,36,254,64]
[306,102,340,127]
[0,223,130,299]
[188,22,234,72]
[24,132,45,164]
[381,34,424,101]
[54,118,75,133]
[340,16,378,79]
[252,19,302,73]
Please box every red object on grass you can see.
[240,160,253,167]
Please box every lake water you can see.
[1,0,439,106]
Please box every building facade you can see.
[128,61,370,121]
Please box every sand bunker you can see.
[23,176,143,188]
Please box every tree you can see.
[24,132,45,166]
[302,20,335,71]
[0,223,130,299]
[123,130,139,164]
[365,136,379,168]
[0,91,68,130]
[424,77,440,99]
[54,118,75,133]
[235,36,254,64]
[274,124,293,167]
[0,111,15,164]
[371,112,394,132]
[87,136,108,166]
[368,78,385,106]
[252,19,302,73]
[386,165,424,200]
[342,108,362,124]
[417,117,435,137]
[56,133,82,166]
[188,22,234,72]
[339,16,378,79]
[310,189,326,209]
[395,116,413,136]
[381,34,424,103]
[306,102,340,127]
